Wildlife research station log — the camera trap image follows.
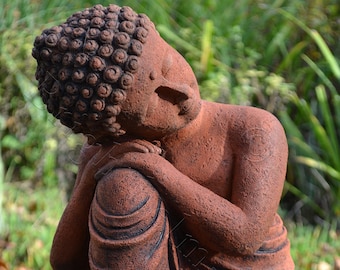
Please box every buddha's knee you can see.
[89,168,170,269]
[90,168,162,240]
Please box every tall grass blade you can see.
[200,20,214,73]
[294,97,336,165]
[315,85,340,169]
[309,30,340,80]
[266,24,291,64]
[276,41,307,73]
[0,116,5,233]
[157,25,201,57]
[284,181,325,218]
[279,109,304,139]
[334,95,340,136]
[302,54,337,95]
[278,8,340,80]
[15,73,46,122]
[279,110,318,158]
[295,156,340,182]
[290,137,320,160]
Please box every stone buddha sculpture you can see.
[32,4,294,269]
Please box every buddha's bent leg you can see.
[88,168,176,270]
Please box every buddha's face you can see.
[119,28,202,140]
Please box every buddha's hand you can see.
[95,150,178,187]
[78,139,162,182]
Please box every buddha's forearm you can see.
[151,171,265,255]
[95,153,273,255]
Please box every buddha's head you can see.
[33,4,201,143]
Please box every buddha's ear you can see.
[155,83,190,104]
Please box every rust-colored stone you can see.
[33,4,294,269]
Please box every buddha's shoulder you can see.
[204,102,280,127]
[203,102,286,145]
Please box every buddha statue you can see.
[32,4,294,269]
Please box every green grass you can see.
[1,183,64,269]
[1,0,339,268]
[287,222,340,269]
[1,184,339,269]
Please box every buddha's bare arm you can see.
[99,111,288,255]
[50,143,103,269]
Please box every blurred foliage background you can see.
[0,0,339,269]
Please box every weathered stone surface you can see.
[33,4,294,269]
